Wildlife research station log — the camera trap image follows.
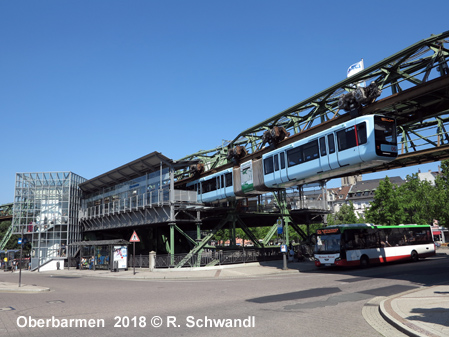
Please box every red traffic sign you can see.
[129,231,140,243]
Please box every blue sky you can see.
[1,1,448,204]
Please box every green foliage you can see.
[365,176,404,225]
[397,174,438,224]
[363,161,449,228]
[327,201,361,226]
[434,160,449,228]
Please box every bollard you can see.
[149,251,156,271]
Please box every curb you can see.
[379,288,428,337]
[0,284,50,293]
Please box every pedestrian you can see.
[288,248,294,262]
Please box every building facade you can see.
[12,172,86,270]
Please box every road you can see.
[1,255,448,337]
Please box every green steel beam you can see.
[176,31,449,178]
[0,223,14,250]
[175,214,231,268]
[290,222,308,241]
[174,224,198,246]
[235,216,263,248]
[262,224,278,246]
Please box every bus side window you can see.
[344,230,355,249]
[327,134,335,154]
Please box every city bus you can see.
[314,224,435,267]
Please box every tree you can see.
[365,176,404,225]
[327,201,360,226]
[434,160,449,228]
[397,173,438,225]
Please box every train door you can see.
[278,152,289,184]
[273,152,288,185]
[318,137,331,172]
[327,133,340,169]
[216,176,224,200]
[336,122,362,166]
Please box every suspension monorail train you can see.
[186,115,398,203]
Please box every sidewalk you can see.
[380,285,449,337]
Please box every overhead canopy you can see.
[79,151,198,194]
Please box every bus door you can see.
[327,133,340,170]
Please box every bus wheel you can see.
[411,250,419,262]
[360,255,369,268]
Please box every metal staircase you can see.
[0,223,14,250]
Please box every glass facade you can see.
[12,172,86,267]
[82,168,171,218]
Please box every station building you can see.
[12,152,203,271]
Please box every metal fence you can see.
[128,247,285,269]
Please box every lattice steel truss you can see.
[178,30,449,178]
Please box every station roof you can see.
[79,151,197,194]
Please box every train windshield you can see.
[374,116,397,156]
[315,234,341,253]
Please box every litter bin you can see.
[112,260,119,272]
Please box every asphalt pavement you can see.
[2,247,448,337]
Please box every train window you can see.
[203,178,217,192]
[287,147,303,167]
[280,152,285,169]
[302,140,319,162]
[319,137,326,156]
[274,154,279,171]
[337,126,357,151]
[328,134,335,154]
[357,122,367,145]
[225,172,232,187]
[221,175,224,189]
[264,157,274,174]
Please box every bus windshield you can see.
[315,234,341,253]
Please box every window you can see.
[303,140,319,162]
[225,173,232,187]
[264,157,274,174]
[280,152,285,169]
[203,178,217,193]
[319,137,326,156]
[328,134,335,154]
[274,154,279,171]
[337,126,357,151]
[357,122,367,145]
[287,147,303,167]
[374,116,396,144]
